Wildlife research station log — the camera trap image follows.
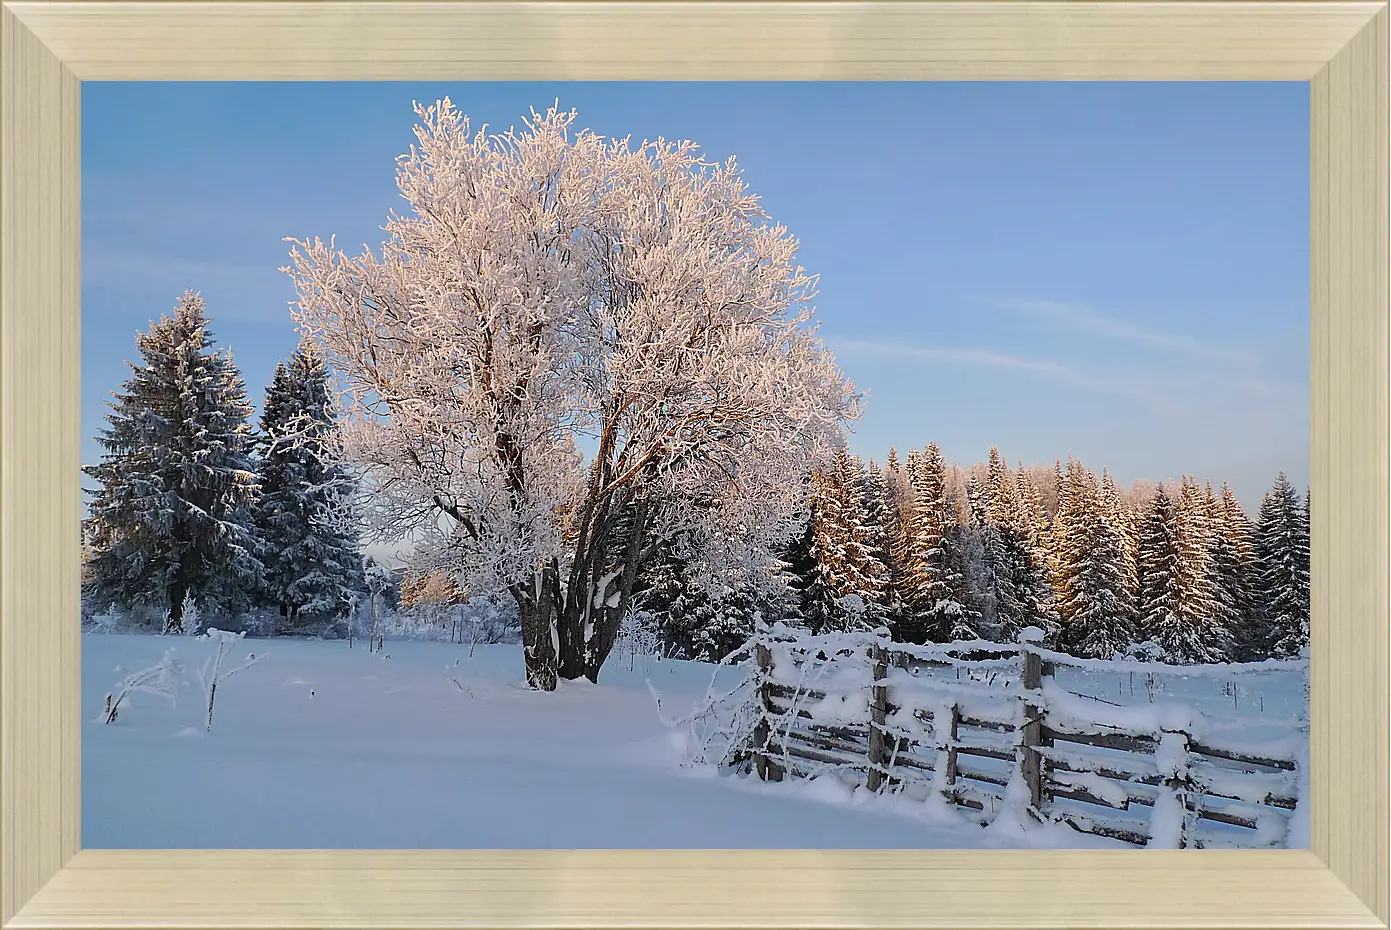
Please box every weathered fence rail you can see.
[741,627,1305,849]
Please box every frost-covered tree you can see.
[255,345,367,634]
[83,292,262,632]
[689,582,762,662]
[968,447,1047,644]
[289,100,858,689]
[1099,470,1139,602]
[858,460,897,620]
[1204,481,1255,658]
[791,469,852,634]
[1137,487,1183,649]
[896,444,974,642]
[631,533,703,658]
[1256,473,1310,658]
[1143,477,1230,663]
[787,452,887,634]
[1055,460,1136,658]
[938,521,985,641]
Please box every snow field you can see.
[85,633,1121,849]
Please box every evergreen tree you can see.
[632,533,704,657]
[859,461,898,630]
[799,468,854,634]
[1157,476,1229,663]
[255,345,367,634]
[1011,464,1061,642]
[1014,465,1048,551]
[916,447,977,641]
[1137,487,1183,649]
[891,449,928,639]
[835,451,890,622]
[83,292,263,632]
[1214,483,1262,659]
[1255,473,1310,657]
[689,581,761,663]
[938,520,985,641]
[1055,460,1136,658]
[1099,470,1139,602]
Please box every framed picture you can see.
[3,2,1386,928]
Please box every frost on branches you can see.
[287,100,859,690]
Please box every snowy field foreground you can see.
[82,633,1303,849]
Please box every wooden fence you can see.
[742,630,1303,849]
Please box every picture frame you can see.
[2,1,1386,926]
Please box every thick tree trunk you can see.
[514,571,559,691]
[582,498,649,683]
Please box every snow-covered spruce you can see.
[1256,473,1310,659]
[83,291,264,633]
[254,344,367,636]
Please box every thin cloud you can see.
[979,297,1258,366]
[830,338,1173,413]
[83,246,294,323]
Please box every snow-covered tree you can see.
[631,534,703,658]
[787,452,886,634]
[289,100,858,688]
[1137,487,1183,650]
[1055,460,1136,658]
[1205,482,1257,658]
[895,444,974,642]
[1136,477,1230,664]
[689,582,763,663]
[1256,473,1310,658]
[1099,469,1139,602]
[858,460,896,611]
[938,521,985,641]
[83,292,263,632]
[255,345,367,634]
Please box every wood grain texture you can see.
[6,849,1385,929]
[1310,6,1391,921]
[0,1,1388,928]
[0,6,82,926]
[6,1,1387,81]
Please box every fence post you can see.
[867,638,889,792]
[1018,630,1052,814]
[945,703,960,791]
[752,640,784,782]
[1156,728,1195,848]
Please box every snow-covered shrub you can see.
[195,629,267,731]
[615,609,662,672]
[178,595,202,636]
[103,648,184,724]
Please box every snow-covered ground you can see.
[82,632,1303,849]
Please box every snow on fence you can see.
[734,625,1305,848]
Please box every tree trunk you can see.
[166,580,188,634]
[514,575,559,691]
[583,498,649,683]
[368,594,378,653]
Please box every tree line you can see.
[636,443,1309,665]
[82,292,370,635]
[81,291,1310,669]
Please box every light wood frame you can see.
[2,1,1386,927]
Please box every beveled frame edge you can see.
[0,2,1386,927]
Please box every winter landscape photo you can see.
[81,82,1311,850]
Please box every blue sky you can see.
[82,82,1308,513]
